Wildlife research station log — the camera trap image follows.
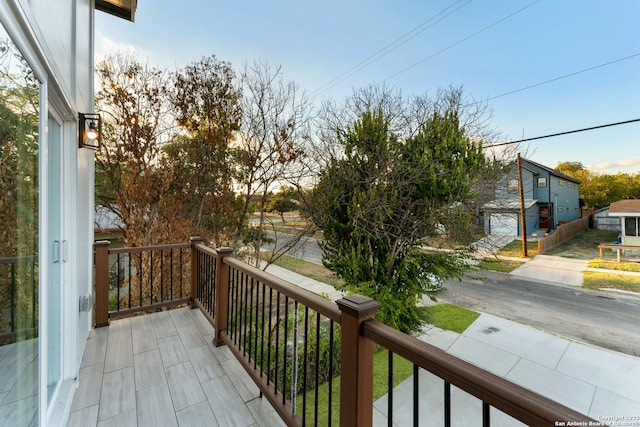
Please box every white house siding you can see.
[0,1,96,425]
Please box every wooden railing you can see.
[94,241,191,326]
[94,239,598,426]
[538,215,591,253]
[0,255,37,342]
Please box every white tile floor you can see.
[68,307,286,427]
[0,338,38,426]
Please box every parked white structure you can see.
[0,1,136,425]
[608,199,640,245]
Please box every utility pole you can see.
[517,153,528,257]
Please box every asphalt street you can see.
[264,231,323,265]
[439,271,640,357]
[263,233,640,357]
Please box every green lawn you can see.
[478,258,524,273]
[267,253,344,289]
[583,271,640,293]
[588,259,640,272]
[419,303,480,334]
[545,229,619,258]
[497,240,540,258]
[297,349,414,426]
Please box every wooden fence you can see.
[538,215,591,253]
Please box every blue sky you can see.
[96,0,640,174]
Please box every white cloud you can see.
[589,156,640,172]
[95,31,152,62]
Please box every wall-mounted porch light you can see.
[79,112,101,150]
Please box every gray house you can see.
[483,158,581,236]
[608,199,640,246]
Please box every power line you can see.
[484,118,640,148]
[482,53,640,103]
[311,0,472,97]
[382,0,541,82]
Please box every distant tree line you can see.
[555,162,640,208]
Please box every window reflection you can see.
[0,24,40,426]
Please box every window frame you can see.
[537,177,547,188]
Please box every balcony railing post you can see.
[337,294,380,427]
[213,247,234,347]
[190,236,203,305]
[94,240,111,327]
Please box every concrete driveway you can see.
[510,254,588,286]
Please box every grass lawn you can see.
[418,303,480,334]
[478,258,524,273]
[497,240,540,258]
[583,271,640,293]
[545,229,619,259]
[267,253,344,289]
[588,259,640,272]
[297,350,414,426]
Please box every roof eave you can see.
[95,0,137,22]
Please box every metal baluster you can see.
[128,254,132,309]
[314,311,321,424]
[388,350,394,427]
[274,291,281,395]
[444,381,451,427]
[283,295,289,405]
[483,402,490,427]
[116,253,121,311]
[413,364,419,427]
[328,319,334,427]
[260,282,266,377]
[267,287,274,387]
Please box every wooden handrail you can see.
[109,242,190,254]
[222,255,342,323]
[0,255,36,264]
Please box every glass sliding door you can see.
[0,24,40,425]
[47,116,62,406]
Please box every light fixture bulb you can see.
[87,121,98,140]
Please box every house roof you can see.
[96,0,138,22]
[522,158,581,184]
[608,199,640,217]
[483,199,538,211]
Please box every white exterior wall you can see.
[1,0,96,425]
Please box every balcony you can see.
[67,306,285,426]
[68,239,597,426]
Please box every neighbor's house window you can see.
[625,217,639,237]
[537,177,547,188]
[507,179,518,194]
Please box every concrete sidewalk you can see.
[263,262,640,424]
[510,254,588,286]
[381,314,640,424]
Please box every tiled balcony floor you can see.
[68,307,286,427]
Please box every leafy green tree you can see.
[269,186,299,222]
[556,162,640,208]
[0,37,40,338]
[168,55,243,246]
[308,104,485,333]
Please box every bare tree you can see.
[95,53,178,247]
[234,60,314,267]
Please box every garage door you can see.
[490,213,518,236]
